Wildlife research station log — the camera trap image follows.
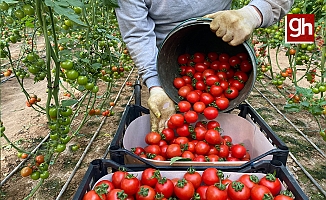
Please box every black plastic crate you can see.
[105,101,289,171]
[73,159,308,200]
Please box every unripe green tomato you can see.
[30,171,40,180]
[40,171,49,179]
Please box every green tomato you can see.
[66,70,79,80]
[60,135,71,144]
[77,76,88,85]
[48,121,58,130]
[39,163,49,171]
[300,43,308,49]
[23,4,35,16]
[60,60,74,70]
[92,85,99,93]
[74,7,82,14]
[55,144,66,153]
[9,35,17,43]
[291,7,301,14]
[50,132,59,140]
[49,107,58,118]
[28,65,40,74]
[307,45,315,52]
[14,9,25,19]
[36,59,45,67]
[319,85,326,92]
[58,117,71,126]
[59,125,70,134]
[60,107,72,117]
[17,152,23,158]
[40,171,49,179]
[85,82,94,90]
[71,144,79,151]
[0,2,9,11]
[312,87,320,94]
[64,19,73,27]
[30,171,40,180]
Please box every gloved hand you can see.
[204,6,262,46]
[148,87,176,133]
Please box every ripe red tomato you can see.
[177,101,191,112]
[184,111,198,123]
[205,75,220,86]
[112,170,128,188]
[83,190,107,200]
[207,52,218,61]
[229,55,241,67]
[182,75,192,84]
[195,80,206,91]
[135,185,156,200]
[219,53,229,62]
[193,102,206,113]
[206,120,220,130]
[224,86,239,100]
[169,114,185,127]
[195,141,210,155]
[218,144,230,158]
[207,145,219,155]
[200,93,214,105]
[173,136,189,145]
[145,132,162,145]
[193,126,207,141]
[230,79,245,91]
[178,54,189,65]
[185,66,196,77]
[237,52,249,61]
[219,80,229,91]
[195,63,208,72]
[274,194,294,200]
[226,68,235,79]
[173,77,186,89]
[215,97,229,110]
[106,189,127,200]
[228,181,251,200]
[196,185,208,200]
[179,65,187,75]
[209,85,224,97]
[144,145,161,155]
[250,185,273,200]
[184,168,202,189]
[186,91,200,104]
[120,174,140,196]
[234,71,249,82]
[161,128,175,142]
[181,150,195,160]
[178,85,192,98]
[193,52,205,63]
[205,129,221,145]
[94,180,115,197]
[141,168,161,187]
[193,72,204,81]
[202,168,221,185]
[174,179,195,200]
[203,107,218,120]
[155,178,174,198]
[131,147,145,155]
[240,60,253,72]
[210,60,220,70]
[202,69,215,78]
[218,62,230,72]
[166,144,182,158]
[237,174,259,190]
[259,173,282,196]
[176,123,192,137]
[206,183,228,199]
[230,144,247,159]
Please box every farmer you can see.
[115,1,294,133]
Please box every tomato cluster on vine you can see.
[83,167,295,200]
[173,51,253,111]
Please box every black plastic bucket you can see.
[157,18,257,112]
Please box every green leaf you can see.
[310,106,324,115]
[58,49,72,57]
[53,4,86,26]
[56,0,69,7]
[284,103,301,113]
[44,0,55,7]
[103,0,119,8]
[3,0,19,4]
[58,38,71,44]
[169,157,192,165]
[61,99,78,107]
[67,0,84,8]
[300,101,310,107]
[81,58,90,63]
[295,86,313,98]
[322,71,326,78]
[91,63,102,69]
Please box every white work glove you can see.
[204,6,262,46]
[148,87,176,133]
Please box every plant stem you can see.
[1,133,30,154]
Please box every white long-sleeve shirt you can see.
[115,0,294,89]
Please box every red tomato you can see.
[195,121,207,128]
[167,119,177,129]
[250,185,273,200]
[184,167,202,189]
[185,66,196,77]
[207,52,218,61]
[112,170,128,188]
[193,102,206,113]
[174,179,195,200]
[184,111,198,123]
[229,55,241,67]
[195,141,210,155]
[230,79,245,91]
[207,145,219,155]
[210,60,220,70]
[141,168,161,187]
[215,97,229,110]
[240,60,252,72]
[178,85,192,98]
[193,72,204,81]
[227,181,251,200]
[238,174,259,190]
[230,144,247,159]
[178,54,189,65]
[203,60,211,67]
[218,62,230,72]
[195,80,206,91]
[186,91,200,104]
[237,52,249,61]
[205,129,221,145]
[161,128,175,142]
[166,144,182,158]
[155,177,174,198]
[94,180,115,197]
[120,174,140,196]
[193,126,207,141]
[135,185,156,200]
[173,77,186,89]
[195,63,208,72]
[206,154,220,162]
[173,136,189,145]
[153,155,166,161]
[206,183,228,200]
[186,141,196,152]
[106,189,127,200]
[218,144,229,158]
[181,150,195,160]
[131,147,145,155]
[226,68,235,79]
[200,93,215,105]
[177,101,191,112]
[82,190,106,200]
[196,185,208,200]
[176,123,192,137]
[202,168,221,186]
[222,135,232,143]
[169,114,185,127]
[160,144,168,158]
[144,145,161,155]
[202,69,215,78]
[219,80,229,91]
[179,65,187,75]
[224,86,239,100]
[193,52,205,63]
[203,107,218,120]
[259,173,282,196]
[216,71,227,81]
[193,154,206,162]
[145,132,162,145]
[219,53,229,62]
[274,195,294,200]
[206,121,220,130]
[182,75,192,84]
[234,71,249,82]
[209,85,224,97]
[205,75,220,86]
